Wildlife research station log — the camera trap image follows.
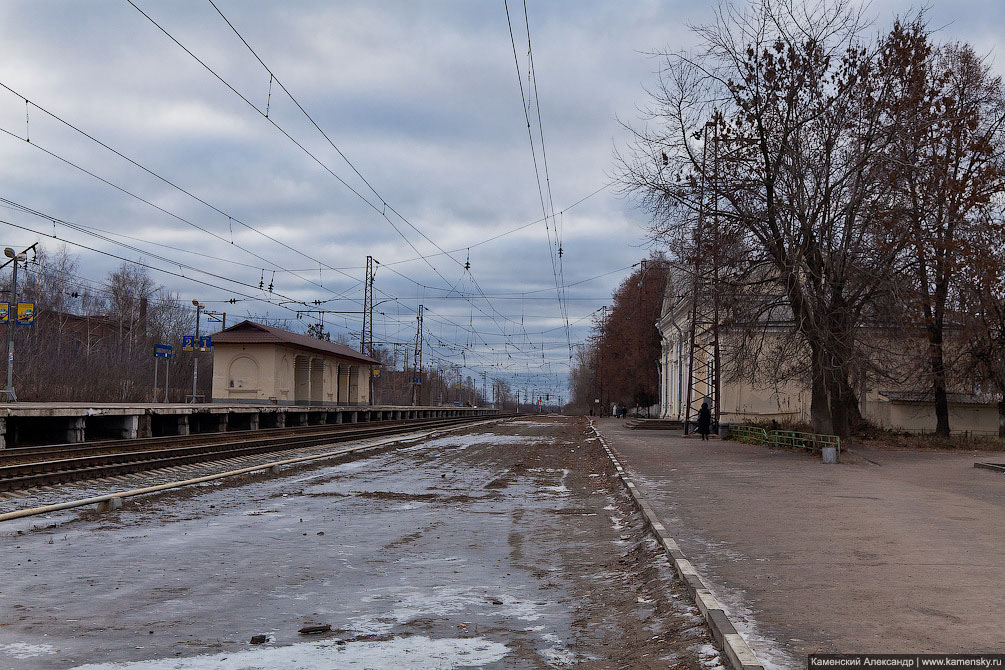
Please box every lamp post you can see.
[191,299,204,403]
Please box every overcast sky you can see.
[0,0,1001,401]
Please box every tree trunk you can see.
[998,400,1005,439]
[929,322,950,437]
[809,341,832,434]
[827,373,851,441]
[842,375,864,428]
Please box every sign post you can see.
[153,344,173,403]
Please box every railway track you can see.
[0,418,463,464]
[0,415,503,492]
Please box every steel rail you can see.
[1,416,460,461]
[0,416,504,492]
[0,418,506,524]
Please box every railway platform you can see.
[0,402,496,448]
[593,418,1005,662]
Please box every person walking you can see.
[697,401,712,441]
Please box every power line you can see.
[0,217,304,314]
[120,0,596,392]
[0,82,363,295]
[194,0,537,346]
[503,0,572,358]
[521,0,571,358]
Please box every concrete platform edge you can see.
[589,420,766,670]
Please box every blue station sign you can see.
[153,344,173,359]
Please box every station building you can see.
[657,282,1000,435]
[211,320,378,405]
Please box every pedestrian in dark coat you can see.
[697,402,712,441]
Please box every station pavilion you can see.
[211,321,378,405]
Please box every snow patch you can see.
[70,635,509,669]
[541,645,578,666]
[692,642,726,668]
[362,585,549,626]
[0,642,58,659]
[404,433,539,453]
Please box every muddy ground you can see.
[0,415,722,669]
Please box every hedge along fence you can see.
[729,425,841,460]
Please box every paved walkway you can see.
[594,419,1005,667]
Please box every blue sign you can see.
[153,344,173,359]
[181,336,195,351]
[409,376,422,384]
[199,335,212,351]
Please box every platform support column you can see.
[119,415,139,439]
[215,415,228,432]
[176,415,189,436]
[247,413,259,431]
[66,417,86,443]
[0,417,6,449]
[275,412,286,429]
[138,414,152,438]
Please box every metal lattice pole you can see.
[684,118,721,435]
[411,305,423,406]
[362,256,375,403]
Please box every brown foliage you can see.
[570,257,668,413]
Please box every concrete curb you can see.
[590,421,766,670]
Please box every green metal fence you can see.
[729,425,840,459]
[731,425,768,445]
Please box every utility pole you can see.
[361,256,374,354]
[411,305,423,406]
[2,245,32,402]
[190,299,205,403]
[598,305,607,416]
[361,255,375,403]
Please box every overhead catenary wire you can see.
[522,0,571,358]
[128,0,520,344]
[122,0,600,393]
[0,81,370,299]
[503,0,572,359]
[196,0,546,352]
[3,4,625,398]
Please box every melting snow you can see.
[0,643,58,659]
[70,635,509,669]
[404,433,539,452]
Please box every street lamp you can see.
[4,247,26,402]
[190,299,205,403]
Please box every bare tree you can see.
[619,0,922,439]
[883,22,1005,436]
